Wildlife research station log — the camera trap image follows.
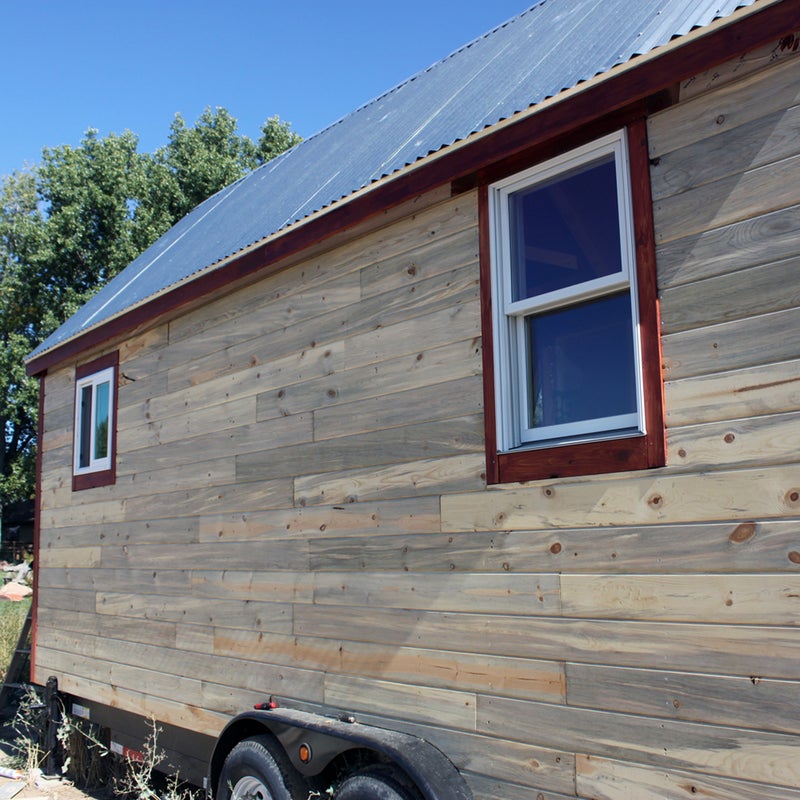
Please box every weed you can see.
[7,686,47,775]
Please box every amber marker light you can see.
[298,743,312,764]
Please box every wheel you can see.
[333,766,422,800]
[217,735,307,800]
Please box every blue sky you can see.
[2,0,531,178]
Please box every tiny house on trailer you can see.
[25,0,800,798]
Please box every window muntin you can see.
[74,365,114,475]
[490,130,645,452]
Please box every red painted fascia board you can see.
[25,0,797,378]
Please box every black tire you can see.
[333,766,422,800]
[217,735,307,800]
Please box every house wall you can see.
[34,48,800,799]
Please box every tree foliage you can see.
[0,108,301,509]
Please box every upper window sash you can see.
[488,129,646,452]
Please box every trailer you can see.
[25,1,800,797]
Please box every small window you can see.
[73,353,118,490]
[483,127,664,482]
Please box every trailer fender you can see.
[209,708,473,800]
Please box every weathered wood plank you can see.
[429,729,574,796]
[440,465,800,532]
[561,573,800,624]
[478,695,800,787]
[667,411,800,470]
[114,456,238,494]
[256,338,482,421]
[120,413,312,474]
[164,332,346,402]
[463,774,579,800]
[360,225,478,299]
[38,545,102,568]
[197,496,441,542]
[191,571,312,603]
[119,395,257,444]
[43,518,199,549]
[650,104,800,201]
[39,608,177,648]
[576,753,800,800]
[679,31,800,103]
[323,674,477,731]
[97,538,309,572]
[122,479,294,521]
[237,415,484,482]
[213,628,565,703]
[648,53,800,158]
[656,202,800,289]
[660,255,800,334]
[654,152,800,246]
[308,520,800,574]
[294,604,800,678]
[30,671,229,740]
[294,453,486,506]
[36,587,96,614]
[566,663,800,734]
[663,306,800,380]
[39,567,193,595]
[35,649,265,722]
[313,375,483,441]
[95,592,293,634]
[311,571,561,616]
[169,263,478,399]
[665,359,800,427]
[66,630,324,702]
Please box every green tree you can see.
[255,115,303,165]
[1,108,301,512]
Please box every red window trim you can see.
[479,117,665,484]
[72,351,119,491]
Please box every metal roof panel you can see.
[28,0,758,362]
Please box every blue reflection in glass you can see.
[510,156,621,301]
[527,293,636,430]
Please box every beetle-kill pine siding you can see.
[34,46,800,799]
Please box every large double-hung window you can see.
[484,126,664,482]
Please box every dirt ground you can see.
[0,720,110,800]
[0,772,109,800]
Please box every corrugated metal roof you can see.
[28,0,758,363]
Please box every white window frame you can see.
[488,129,646,453]
[73,365,115,476]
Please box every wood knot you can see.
[787,489,800,505]
[543,487,554,498]
[729,522,756,543]
[788,551,800,565]
[550,542,562,554]
[723,433,735,444]
[648,494,663,508]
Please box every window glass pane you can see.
[79,385,93,468]
[509,156,621,301]
[93,381,110,460]
[527,292,636,430]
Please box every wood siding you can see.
[35,46,800,798]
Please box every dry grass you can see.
[0,599,30,683]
